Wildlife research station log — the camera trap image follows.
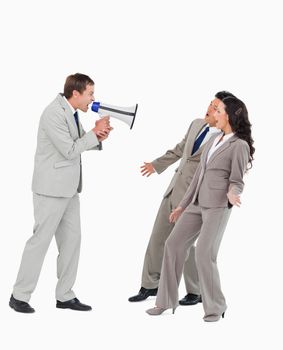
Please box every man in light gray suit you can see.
[129,91,235,305]
[10,73,112,313]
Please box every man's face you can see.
[204,98,221,126]
[75,84,95,112]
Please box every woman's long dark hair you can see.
[222,96,255,168]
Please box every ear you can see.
[72,90,80,98]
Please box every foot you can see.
[146,306,176,315]
[128,287,158,302]
[203,312,225,322]
[9,294,35,313]
[179,293,202,306]
[56,298,92,311]
[146,307,166,315]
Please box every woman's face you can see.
[214,101,231,131]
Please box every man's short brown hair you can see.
[64,73,94,99]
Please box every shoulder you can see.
[234,137,249,150]
[191,118,206,128]
[185,118,206,134]
[46,94,67,111]
[43,94,67,111]
[42,94,67,120]
[232,137,250,159]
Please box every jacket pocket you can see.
[54,160,74,168]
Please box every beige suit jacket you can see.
[152,118,209,207]
[179,134,250,209]
[32,94,101,197]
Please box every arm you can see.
[227,141,250,206]
[80,124,103,151]
[151,124,193,174]
[140,129,190,177]
[43,110,100,160]
[180,163,202,207]
[141,130,189,177]
[169,163,202,222]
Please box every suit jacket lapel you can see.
[200,134,217,168]
[188,120,207,156]
[57,94,80,138]
[207,135,238,165]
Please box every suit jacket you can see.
[179,134,250,209]
[32,94,101,198]
[152,118,213,207]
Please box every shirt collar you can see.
[222,132,234,141]
[209,126,220,134]
[63,96,76,115]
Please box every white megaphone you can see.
[91,101,138,129]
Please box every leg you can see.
[195,207,231,320]
[141,196,175,289]
[13,194,69,302]
[55,194,81,302]
[156,204,202,309]
[183,245,200,295]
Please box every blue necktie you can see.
[74,111,80,136]
[191,126,210,155]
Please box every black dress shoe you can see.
[179,293,202,306]
[56,298,92,311]
[9,294,35,313]
[128,287,158,302]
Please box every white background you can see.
[0,0,282,349]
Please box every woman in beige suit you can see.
[146,96,255,321]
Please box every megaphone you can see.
[91,102,138,129]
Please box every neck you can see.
[67,97,77,110]
[222,126,233,135]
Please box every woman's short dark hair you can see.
[64,73,94,99]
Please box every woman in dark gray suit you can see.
[146,96,255,322]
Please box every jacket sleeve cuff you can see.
[84,130,100,149]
